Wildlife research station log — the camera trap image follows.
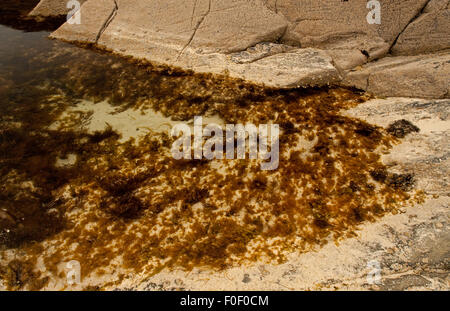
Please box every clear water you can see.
[0,18,412,291]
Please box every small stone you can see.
[242,274,251,283]
[386,119,420,138]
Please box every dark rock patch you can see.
[387,119,420,138]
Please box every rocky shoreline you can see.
[28,0,450,98]
[0,0,448,291]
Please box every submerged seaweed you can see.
[0,24,424,290]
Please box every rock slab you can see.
[41,0,450,97]
[344,52,450,99]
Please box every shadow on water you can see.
[0,0,66,32]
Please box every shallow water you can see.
[0,22,420,290]
[0,26,53,84]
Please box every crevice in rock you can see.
[95,0,118,44]
[444,88,450,99]
[388,0,432,54]
[191,0,198,27]
[177,0,211,60]
[229,42,296,64]
[275,23,289,44]
[366,73,371,91]
[328,54,344,78]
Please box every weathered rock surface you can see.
[273,0,428,44]
[41,0,450,97]
[52,0,287,51]
[51,0,340,88]
[226,47,341,88]
[49,0,117,44]
[391,0,450,55]
[343,52,450,99]
[274,0,430,69]
[29,0,88,17]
